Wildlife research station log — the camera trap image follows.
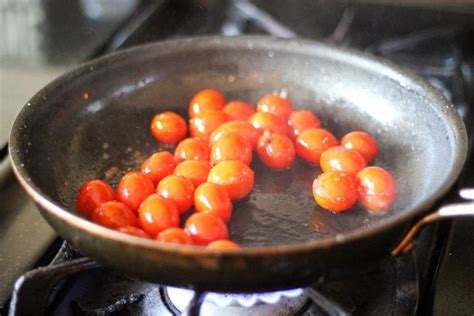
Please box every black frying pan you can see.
[9,36,470,292]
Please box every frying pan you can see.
[9,36,473,293]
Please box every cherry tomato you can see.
[256,132,295,170]
[184,213,229,245]
[174,138,210,163]
[341,131,378,163]
[117,172,155,212]
[157,228,193,245]
[295,128,338,164]
[141,151,176,185]
[189,88,226,118]
[173,160,211,187]
[207,240,240,250]
[194,182,233,223]
[320,146,367,175]
[76,179,115,219]
[207,160,254,201]
[248,112,288,135]
[223,101,255,121]
[117,226,151,238]
[189,109,228,141]
[288,111,321,140]
[210,133,252,166]
[312,171,358,212]
[150,111,187,144]
[138,194,180,237]
[357,166,396,212]
[210,121,260,149]
[256,95,293,120]
[92,201,138,229]
[156,175,195,214]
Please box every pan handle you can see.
[391,189,474,256]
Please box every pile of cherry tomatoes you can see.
[76,88,396,249]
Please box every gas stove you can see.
[1,1,474,315]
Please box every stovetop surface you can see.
[1,1,474,315]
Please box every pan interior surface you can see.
[12,37,463,247]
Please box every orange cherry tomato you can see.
[117,171,155,212]
[194,182,233,223]
[76,179,115,219]
[248,112,288,136]
[207,160,254,201]
[210,121,260,149]
[92,201,138,229]
[341,131,379,163]
[256,132,295,170]
[184,213,229,245]
[256,95,293,120]
[173,160,211,187]
[320,146,367,175]
[357,166,396,212]
[157,228,193,245]
[210,133,252,166]
[207,240,240,250]
[223,101,255,121]
[140,151,176,185]
[189,109,228,141]
[150,111,187,144]
[138,194,180,237]
[188,88,226,118]
[288,110,321,140]
[156,175,195,214]
[174,138,210,163]
[312,171,358,212]
[295,128,339,164]
[117,226,151,238]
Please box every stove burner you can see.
[164,287,308,315]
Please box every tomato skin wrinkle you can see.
[357,166,396,212]
[76,179,115,219]
[313,171,358,212]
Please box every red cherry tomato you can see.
[150,111,187,144]
[357,166,396,212]
[256,95,293,120]
[288,111,321,140]
[117,226,151,238]
[156,175,195,214]
[189,88,225,118]
[210,133,252,166]
[312,171,358,212]
[207,160,254,201]
[210,121,260,149]
[174,138,210,163]
[76,179,115,219]
[207,240,240,250]
[185,213,229,245]
[117,172,155,212]
[140,151,176,185]
[194,182,233,223]
[256,132,295,170]
[223,101,255,121]
[189,109,228,141]
[138,194,180,237]
[295,128,339,164]
[157,228,193,245]
[248,112,288,135]
[173,160,211,187]
[92,201,138,229]
[341,131,379,163]
[320,146,367,175]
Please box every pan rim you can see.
[9,35,468,257]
